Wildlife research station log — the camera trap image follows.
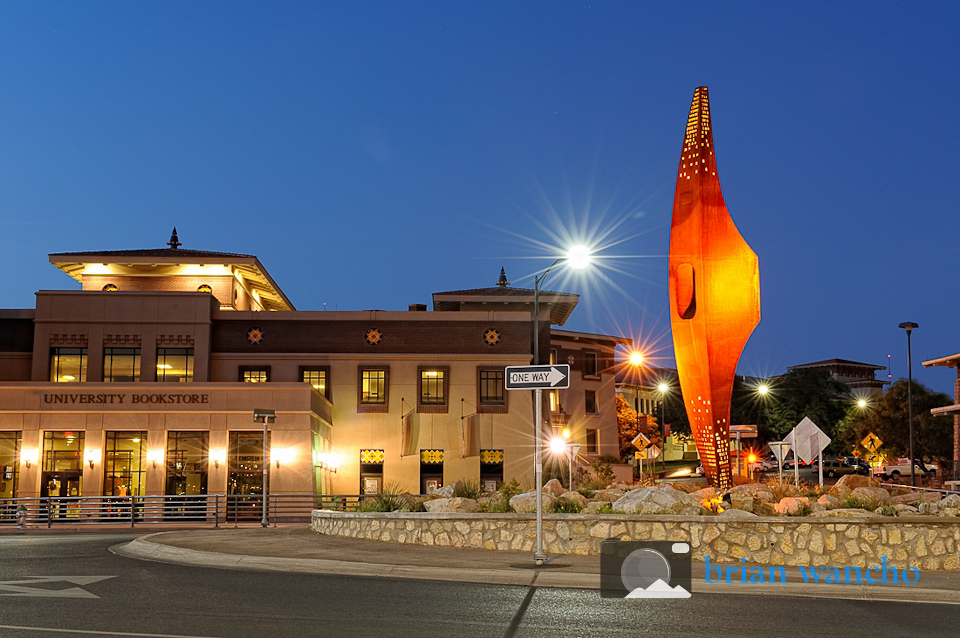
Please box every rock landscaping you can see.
[312,474,960,571]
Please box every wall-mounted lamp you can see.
[147,449,164,469]
[84,449,101,469]
[210,448,226,469]
[272,447,295,468]
[315,451,339,473]
[21,448,38,469]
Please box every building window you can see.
[103,348,140,382]
[359,367,388,413]
[227,431,270,497]
[418,367,449,413]
[585,390,598,415]
[240,367,270,383]
[156,348,193,383]
[0,432,20,499]
[478,368,506,413]
[548,389,559,413]
[586,429,599,454]
[550,349,558,365]
[103,431,146,497]
[583,352,599,377]
[102,283,118,291]
[166,431,209,496]
[50,348,87,383]
[300,367,330,398]
[197,284,212,293]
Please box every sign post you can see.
[505,365,570,565]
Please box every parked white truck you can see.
[871,458,938,481]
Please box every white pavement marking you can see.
[0,626,223,638]
[0,576,116,598]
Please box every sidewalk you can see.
[110,526,960,604]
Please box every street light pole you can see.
[253,409,275,528]
[532,258,561,566]
[529,248,591,566]
[899,322,919,487]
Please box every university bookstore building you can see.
[0,234,626,500]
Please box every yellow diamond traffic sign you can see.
[861,432,882,453]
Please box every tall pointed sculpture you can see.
[668,87,760,489]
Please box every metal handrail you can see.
[0,493,368,528]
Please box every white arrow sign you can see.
[504,365,571,389]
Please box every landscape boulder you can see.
[559,491,589,507]
[432,482,459,498]
[593,489,626,502]
[423,497,479,513]
[774,496,809,515]
[817,494,841,509]
[613,485,706,515]
[542,479,566,497]
[689,487,717,501]
[835,474,881,490]
[851,486,891,504]
[509,491,556,513]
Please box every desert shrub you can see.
[594,503,626,514]
[356,481,409,512]
[576,487,597,499]
[840,495,884,512]
[549,496,583,514]
[783,503,812,517]
[453,480,483,500]
[590,459,615,486]
[762,478,799,501]
[877,504,897,517]
[477,478,521,513]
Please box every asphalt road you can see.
[1,534,959,637]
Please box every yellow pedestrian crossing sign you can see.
[861,432,882,453]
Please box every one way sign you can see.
[504,365,571,390]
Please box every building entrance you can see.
[40,471,82,519]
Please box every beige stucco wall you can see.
[0,383,329,497]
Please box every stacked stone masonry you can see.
[312,510,960,571]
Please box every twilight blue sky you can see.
[1,3,958,394]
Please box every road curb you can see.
[112,533,960,603]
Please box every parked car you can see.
[818,459,858,478]
[748,459,777,473]
[843,456,870,475]
[781,459,809,470]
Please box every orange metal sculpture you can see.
[668,87,760,489]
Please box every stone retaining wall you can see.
[311,510,960,571]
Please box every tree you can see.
[756,369,852,454]
[616,394,660,460]
[840,379,952,462]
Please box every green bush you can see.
[356,481,409,512]
[549,496,583,514]
[452,480,483,500]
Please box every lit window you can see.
[102,284,118,292]
[241,368,269,383]
[197,284,212,293]
[50,348,87,383]
[548,390,559,412]
[157,348,193,383]
[360,368,387,405]
[301,368,329,397]
[103,348,140,382]
[419,368,446,405]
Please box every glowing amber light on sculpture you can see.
[668,87,761,490]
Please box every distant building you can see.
[922,352,960,479]
[787,359,887,396]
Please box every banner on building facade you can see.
[401,411,420,457]
[461,414,479,458]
